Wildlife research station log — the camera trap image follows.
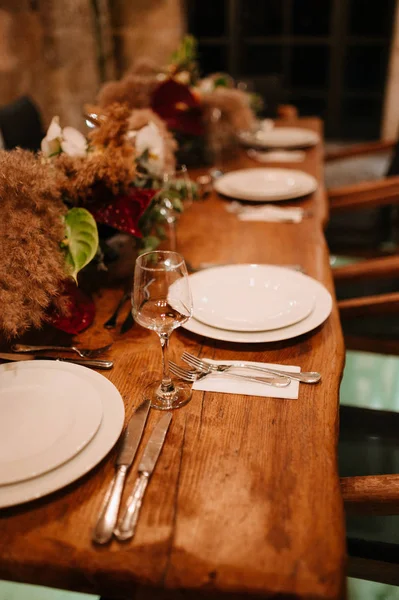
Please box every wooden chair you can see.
[333,255,399,355]
[334,255,399,585]
[326,139,399,255]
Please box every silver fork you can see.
[12,343,113,359]
[170,362,290,388]
[181,351,321,384]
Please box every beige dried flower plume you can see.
[0,149,67,337]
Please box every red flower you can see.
[49,281,96,335]
[151,79,204,137]
[91,188,157,237]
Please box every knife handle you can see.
[114,472,149,541]
[92,465,128,544]
[38,356,113,370]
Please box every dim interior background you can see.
[0,0,398,140]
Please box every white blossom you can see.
[41,117,87,157]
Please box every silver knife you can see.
[114,412,172,541]
[0,352,113,370]
[92,399,151,544]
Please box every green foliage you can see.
[170,35,198,68]
[249,93,264,115]
[169,35,200,83]
[62,208,99,282]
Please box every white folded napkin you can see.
[248,149,306,163]
[192,359,300,399]
[226,202,304,223]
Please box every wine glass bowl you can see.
[132,251,193,410]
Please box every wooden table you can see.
[0,118,346,599]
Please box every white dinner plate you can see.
[239,127,320,149]
[0,362,103,485]
[190,264,315,332]
[214,168,317,202]
[182,266,332,343]
[0,362,124,508]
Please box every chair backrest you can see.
[0,96,44,152]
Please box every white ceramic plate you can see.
[239,127,320,149]
[182,266,332,343]
[190,264,315,332]
[214,168,317,202]
[0,362,103,485]
[0,362,124,508]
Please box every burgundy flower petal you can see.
[151,79,204,137]
[91,189,157,237]
[49,281,96,335]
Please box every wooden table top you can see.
[0,118,346,599]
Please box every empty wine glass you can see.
[132,251,193,410]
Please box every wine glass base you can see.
[144,380,192,411]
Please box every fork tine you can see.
[181,352,210,371]
[169,362,197,381]
[182,356,208,371]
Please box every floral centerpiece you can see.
[96,36,262,166]
[0,103,196,338]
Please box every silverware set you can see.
[181,352,321,384]
[8,343,114,369]
[13,343,112,359]
[102,288,135,334]
[170,362,291,387]
[92,400,172,544]
[170,351,321,386]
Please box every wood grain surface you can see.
[341,474,399,515]
[0,119,346,599]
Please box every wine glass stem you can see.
[167,216,177,252]
[159,333,174,393]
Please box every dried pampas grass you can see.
[55,104,137,205]
[0,149,67,337]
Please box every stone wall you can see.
[110,0,185,75]
[0,0,103,130]
[0,0,184,130]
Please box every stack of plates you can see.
[0,361,124,508]
[183,264,332,343]
[239,126,320,149]
[214,168,318,202]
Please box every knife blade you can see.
[92,399,151,544]
[0,353,113,370]
[114,412,172,541]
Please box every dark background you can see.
[187,0,396,140]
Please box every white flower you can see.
[135,122,165,176]
[174,70,191,85]
[197,77,214,94]
[41,116,62,156]
[60,127,87,157]
[41,117,87,157]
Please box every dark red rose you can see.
[151,79,204,137]
[49,281,96,335]
[91,188,157,237]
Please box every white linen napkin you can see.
[248,149,306,163]
[192,359,300,399]
[226,202,304,223]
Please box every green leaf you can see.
[63,208,99,282]
[139,235,160,254]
